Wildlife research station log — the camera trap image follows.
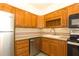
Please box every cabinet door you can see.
[49,39,67,56]
[50,43,58,56]
[49,39,58,56]
[68,3,79,15]
[45,11,58,20]
[37,16,45,28]
[41,38,50,55]
[31,14,37,27]
[57,40,67,56]
[15,39,29,56]
[24,12,32,27]
[15,8,25,27]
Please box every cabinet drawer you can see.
[49,39,58,44]
[15,39,29,45]
[15,48,29,55]
[15,43,29,49]
[16,52,29,56]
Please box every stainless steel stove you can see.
[67,28,79,56]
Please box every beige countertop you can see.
[15,34,69,41]
[15,34,40,40]
[42,34,69,41]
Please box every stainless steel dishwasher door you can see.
[30,38,40,56]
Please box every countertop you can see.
[15,34,69,41]
[42,34,69,41]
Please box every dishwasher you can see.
[30,38,40,56]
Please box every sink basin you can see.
[43,35,62,38]
[43,34,69,39]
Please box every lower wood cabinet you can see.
[41,38,50,55]
[15,38,67,56]
[15,39,29,56]
[49,39,58,56]
[41,37,67,56]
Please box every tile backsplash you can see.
[41,28,70,35]
[15,28,41,33]
[54,28,70,34]
[69,28,79,35]
[15,28,70,39]
[15,28,41,39]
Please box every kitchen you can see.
[0,1,79,56]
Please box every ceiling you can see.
[0,0,79,15]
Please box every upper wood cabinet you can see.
[24,12,37,28]
[0,3,15,13]
[45,8,68,28]
[0,3,5,10]
[15,8,25,27]
[24,12,32,27]
[45,11,58,20]
[31,14,37,28]
[15,8,38,28]
[68,3,79,15]
[37,16,45,28]
[2,4,15,13]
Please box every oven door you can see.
[67,41,79,56]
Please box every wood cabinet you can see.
[15,39,29,56]
[45,11,58,20]
[16,10,37,28]
[68,3,79,15]
[37,16,45,28]
[57,40,67,56]
[49,39,59,56]
[0,3,5,10]
[24,12,37,28]
[45,8,68,28]
[46,16,62,28]
[2,4,15,13]
[15,9,38,28]
[49,39,67,56]
[31,14,37,28]
[15,8,25,27]
[41,38,50,55]
[24,12,32,27]
[41,37,67,56]
[0,3,15,13]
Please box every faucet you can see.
[53,28,56,35]
[50,28,56,35]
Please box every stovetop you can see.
[68,35,79,43]
[68,40,79,43]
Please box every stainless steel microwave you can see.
[69,14,79,28]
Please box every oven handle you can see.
[67,41,79,46]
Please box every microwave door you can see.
[69,14,79,28]
[71,19,79,28]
